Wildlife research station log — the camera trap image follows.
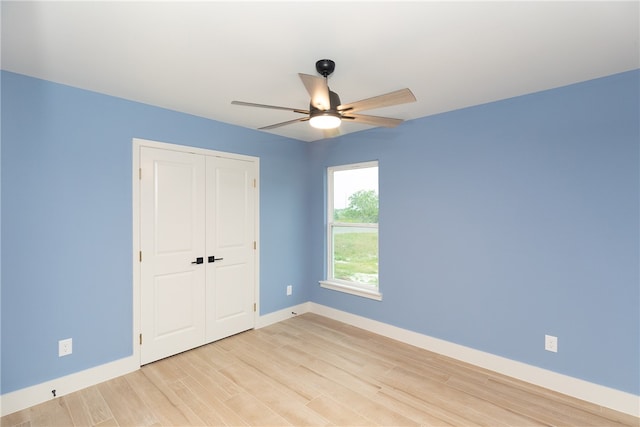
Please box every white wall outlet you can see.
[286,285,292,296]
[545,334,558,353]
[58,338,72,357]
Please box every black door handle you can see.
[191,257,204,264]
[208,256,224,263]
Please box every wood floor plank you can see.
[2,313,638,427]
[77,385,115,426]
[483,376,629,426]
[219,361,330,426]
[379,364,542,426]
[306,394,372,426]
[177,374,249,426]
[125,368,195,426]
[93,417,118,427]
[165,379,226,426]
[28,397,73,427]
[191,339,242,371]
[377,383,485,427]
[288,327,397,378]
[139,362,192,412]
[227,342,324,401]
[176,349,242,401]
[0,407,31,427]
[223,392,291,426]
[61,391,97,427]
[319,381,421,426]
[375,388,461,426]
[96,376,158,426]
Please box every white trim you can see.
[308,302,640,418]
[133,138,258,162]
[0,356,138,417]
[326,161,380,294]
[319,280,382,301]
[131,139,142,368]
[255,302,312,329]
[3,302,638,418]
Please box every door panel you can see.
[140,147,206,364]
[154,271,199,336]
[206,156,256,343]
[155,162,199,254]
[214,264,248,319]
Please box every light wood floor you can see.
[2,313,638,426]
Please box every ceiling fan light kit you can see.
[309,113,341,129]
[232,59,416,138]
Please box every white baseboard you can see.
[308,302,640,418]
[0,355,138,417]
[3,302,638,418]
[255,302,311,329]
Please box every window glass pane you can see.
[332,226,378,285]
[333,167,378,224]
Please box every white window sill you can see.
[319,280,383,301]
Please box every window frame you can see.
[320,161,382,301]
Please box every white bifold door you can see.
[139,146,257,365]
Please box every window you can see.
[321,161,381,300]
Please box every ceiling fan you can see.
[232,59,416,137]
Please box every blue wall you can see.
[1,69,638,397]
[309,70,640,395]
[0,71,311,394]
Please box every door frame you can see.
[132,138,260,366]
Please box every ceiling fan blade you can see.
[232,101,308,114]
[338,88,416,114]
[298,73,331,110]
[259,117,310,130]
[343,113,404,128]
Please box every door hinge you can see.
[139,251,142,262]
[139,334,143,345]
[253,303,256,312]
[139,168,142,180]
[253,241,256,250]
[253,178,256,188]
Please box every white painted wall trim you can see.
[3,302,638,418]
[0,355,138,417]
[308,302,640,418]
[256,302,311,329]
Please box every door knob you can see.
[191,257,204,264]
[208,256,224,263]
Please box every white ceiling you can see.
[2,1,638,142]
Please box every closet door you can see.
[205,156,257,342]
[138,142,258,365]
[140,147,206,365]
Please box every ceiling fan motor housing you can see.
[310,90,341,115]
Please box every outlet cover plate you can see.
[545,334,558,353]
[59,338,73,357]
[286,285,292,296]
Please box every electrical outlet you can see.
[545,334,558,353]
[59,338,72,357]
[286,285,292,296]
